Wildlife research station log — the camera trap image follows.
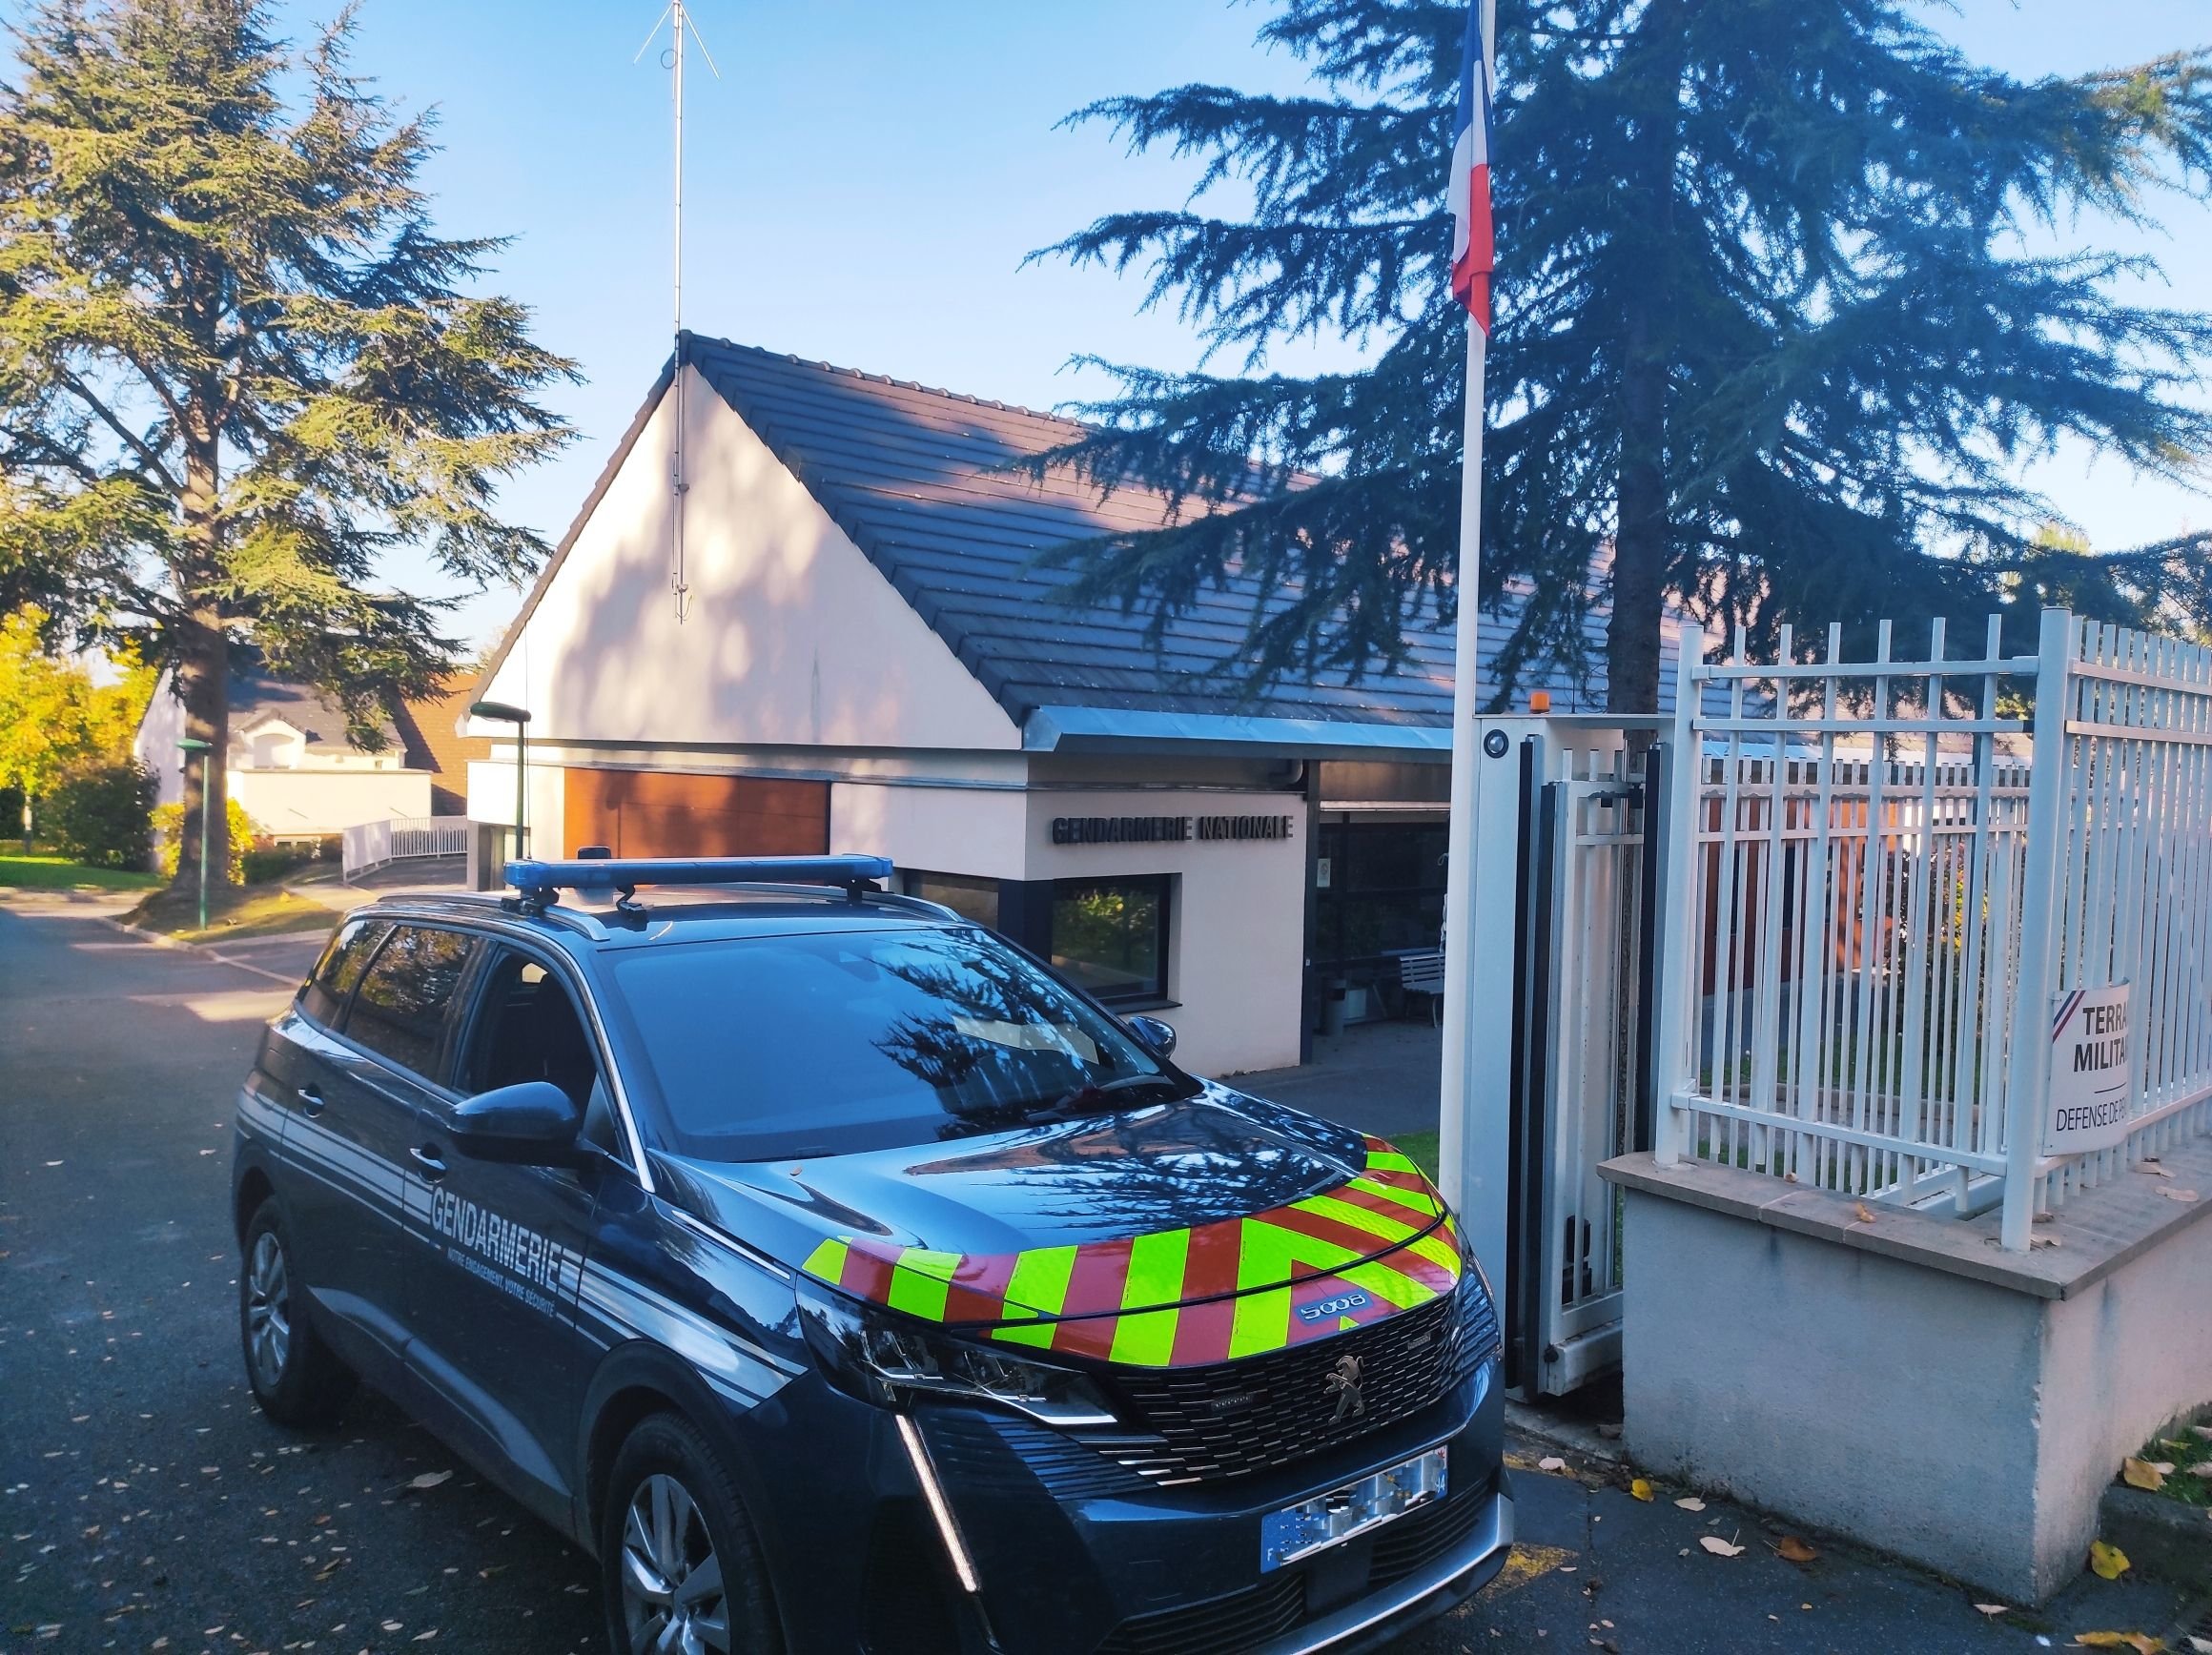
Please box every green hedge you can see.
[46,763,157,869]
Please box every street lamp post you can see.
[176,736,213,932]
[468,701,533,863]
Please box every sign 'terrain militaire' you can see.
[2040,982,2135,1155]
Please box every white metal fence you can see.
[1652,609,2212,1248]
[340,815,471,880]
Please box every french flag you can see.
[1447,4,1495,331]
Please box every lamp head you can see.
[468,700,532,725]
[176,737,213,753]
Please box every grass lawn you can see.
[1391,1129,1442,1184]
[125,884,335,944]
[0,851,162,892]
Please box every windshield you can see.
[606,924,1197,1159]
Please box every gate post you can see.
[1998,608,2076,1250]
[1648,626,1705,1167]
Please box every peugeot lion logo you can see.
[1325,1353,1365,1422]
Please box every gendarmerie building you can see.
[466,336,1690,1076]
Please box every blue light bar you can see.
[504,854,894,902]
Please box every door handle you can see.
[409,1144,447,1182]
[295,1086,326,1116]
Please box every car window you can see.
[343,925,481,1083]
[460,948,618,1154]
[299,918,390,1027]
[604,924,1198,1161]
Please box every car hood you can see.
[650,1083,1464,1367]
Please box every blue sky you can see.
[51,1,2212,647]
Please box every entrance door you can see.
[563,769,829,858]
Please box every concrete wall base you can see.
[1599,1138,2212,1604]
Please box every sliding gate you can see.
[1446,717,1660,1400]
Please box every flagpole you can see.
[1436,0,1498,1275]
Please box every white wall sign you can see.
[2041,983,2134,1155]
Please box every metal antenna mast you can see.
[636,2,719,623]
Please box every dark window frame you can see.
[297,918,391,1030]
[338,924,482,1088]
[1048,872,1174,1009]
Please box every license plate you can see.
[1260,1446,1447,1572]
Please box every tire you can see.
[239,1199,357,1427]
[601,1411,781,1655]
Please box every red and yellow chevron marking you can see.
[800,1137,1462,1367]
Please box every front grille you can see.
[1094,1486,1485,1655]
[1084,1272,1492,1486]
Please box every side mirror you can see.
[449,1080,583,1165]
[1123,1014,1178,1058]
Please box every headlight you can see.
[795,1276,1117,1427]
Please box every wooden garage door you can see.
[563,770,829,859]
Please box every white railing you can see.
[1652,610,2212,1248]
[341,815,471,880]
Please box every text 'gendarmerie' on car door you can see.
[232,853,1512,1654]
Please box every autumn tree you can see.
[0,605,152,837]
[0,0,574,888]
[1036,0,2212,710]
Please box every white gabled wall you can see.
[476,369,1021,754]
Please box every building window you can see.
[903,870,1001,930]
[1051,876,1170,1005]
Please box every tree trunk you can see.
[1608,296,1668,715]
[1606,8,1686,718]
[172,614,230,899]
[171,426,228,902]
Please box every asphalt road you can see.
[2,896,2191,1654]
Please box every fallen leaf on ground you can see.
[1629,1479,1653,1502]
[1674,1497,1706,1512]
[2183,1461,2212,1478]
[2030,1235,2062,1250]
[1773,1536,1818,1563]
[1538,1457,1568,1473]
[2193,1425,2212,1440]
[2135,1163,2174,1178]
[2185,1637,2212,1654]
[404,1471,452,1492]
[2156,1187,2199,1203]
[2087,1539,2131,1580]
[1853,1201,1877,1223]
[1974,1604,2009,1617]
[2122,1458,2168,1491]
[2071,1634,2163,1654]
[1698,1535,1745,1558]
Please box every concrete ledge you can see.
[1599,1132,2212,1300]
[1599,1135,2212,1603]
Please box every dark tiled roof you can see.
[685,336,1658,731]
[228,660,404,752]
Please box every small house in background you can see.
[133,653,470,846]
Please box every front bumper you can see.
[727,1350,1507,1654]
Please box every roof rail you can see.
[503,853,895,911]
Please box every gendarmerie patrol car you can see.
[232,854,1511,1654]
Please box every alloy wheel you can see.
[245,1230,292,1388]
[620,1471,729,1654]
